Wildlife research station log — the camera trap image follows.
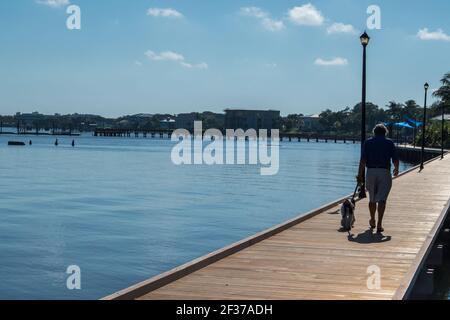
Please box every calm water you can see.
[0,133,413,300]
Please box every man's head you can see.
[373,124,388,137]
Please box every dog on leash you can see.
[340,198,356,232]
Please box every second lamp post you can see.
[442,103,446,159]
[420,82,429,170]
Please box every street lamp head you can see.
[424,82,429,91]
[360,31,370,46]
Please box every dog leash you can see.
[351,183,360,202]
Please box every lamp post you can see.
[413,114,417,148]
[442,102,446,159]
[359,31,370,199]
[420,82,429,171]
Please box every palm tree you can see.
[432,72,450,152]
[432,73,450,125]
[433,72,450,105]
[404,100,421,120]
[386,101,404,122]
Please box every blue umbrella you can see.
[404,116,423,128]
[393,122,415,129]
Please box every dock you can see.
[105,155,450,300]
[93,128,360,143]
[92,128,435,153]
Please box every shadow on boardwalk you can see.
[347,229,392,244]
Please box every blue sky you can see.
[0,0,449,117]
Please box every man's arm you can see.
[393,159,399,177]
[357,159,366,183]
[391,142,399,177]
[358,141,368,184]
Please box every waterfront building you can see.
[15,112,45,128]
[159,118,176,130]
[299,114,322,132]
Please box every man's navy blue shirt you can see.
[361,136,398,169]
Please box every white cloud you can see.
[134,61,143,67]
[314,57,348,66]
[265,63,278,68]
[181,62,209,69]
[240,7,267,19]
[240,7,285,32]
[36,0,70,8]
[262,18,285,32]
[288,4,324,26]
[146,50,185,62]
[145,50,207,69]
[147,8,183,18]
[417,28,450,41]
[196,62,209,70]
[327,23,358,35]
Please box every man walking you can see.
[358,124,399,233]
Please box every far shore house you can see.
[15,112,45,128]
[224,109,280,131]
[159,118,176,130]
[300,114,322,132]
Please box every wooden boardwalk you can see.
[105,156,450,300]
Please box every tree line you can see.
[2,72,448,147]
[280,72,449,148]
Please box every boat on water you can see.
[8,141,26,146]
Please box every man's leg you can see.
[376,170,392,231]
[366,169,377,228]
[377,201,386,229]
[369,202,377,228]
